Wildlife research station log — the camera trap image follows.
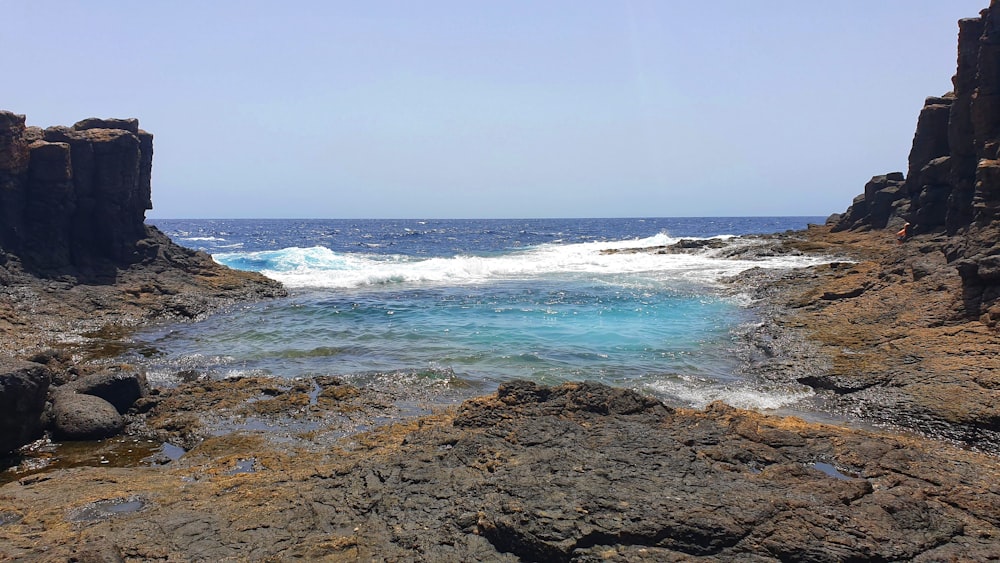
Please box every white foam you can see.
[214,236,832,291]
[181,236,227,242]
[645,378,814,410]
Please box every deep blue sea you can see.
[138,217,827,410]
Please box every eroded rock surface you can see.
[735,226,1000,454]
[1,381,997,561]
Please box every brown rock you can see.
[973,158,1000,219]
[2,380,999,561]
[833,2,1000,317]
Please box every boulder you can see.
[49,392,124,441]
[64,368,149,414]
[0,360,51,453]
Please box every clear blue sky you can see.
[2,1,988,219]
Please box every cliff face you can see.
[833,1,1000,321]
[0,111,287,455]
[0,112,154,275]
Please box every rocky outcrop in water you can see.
[831,1,1000,320]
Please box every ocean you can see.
[137,217,828,411]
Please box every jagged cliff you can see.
[0,111,286,455]
[833,1,1000,322]
[0,112,157,276]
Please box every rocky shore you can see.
[1,375,999,561]
[4,2,1000,560]
[3,189,1000,561]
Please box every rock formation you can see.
[0,111,286,455]
[833,1,1000,321]
[0,112,154,276]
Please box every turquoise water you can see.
[136,218,826,409]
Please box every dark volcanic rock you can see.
[50,391,125,441]
[73,117,140,134]
[833,172,906,230]
[833,1,1000,319]
[0,111,153,274]
[0,112,30,256]
[0,111,286,450]
[64,368,149,414]
[3,380,998,560]
[0,360,51,454]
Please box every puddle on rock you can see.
[0,511,24,526]
[161,443,186,461]
[308,379,322,405]
[811,462,860,480]
[2,437,174,485]
[227,458,258,475]
[67,496,147,522]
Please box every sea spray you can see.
[144,217,827,410]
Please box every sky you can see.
[1,1,990,219]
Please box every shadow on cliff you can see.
[829,4,1000,325]
[0,114,156,285]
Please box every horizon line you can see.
[146,214,830,222]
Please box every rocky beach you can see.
[4,3,1000,561]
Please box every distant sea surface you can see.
[139,217,827,410]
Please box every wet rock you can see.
[50,391,124,441]
[0,359,51,453]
